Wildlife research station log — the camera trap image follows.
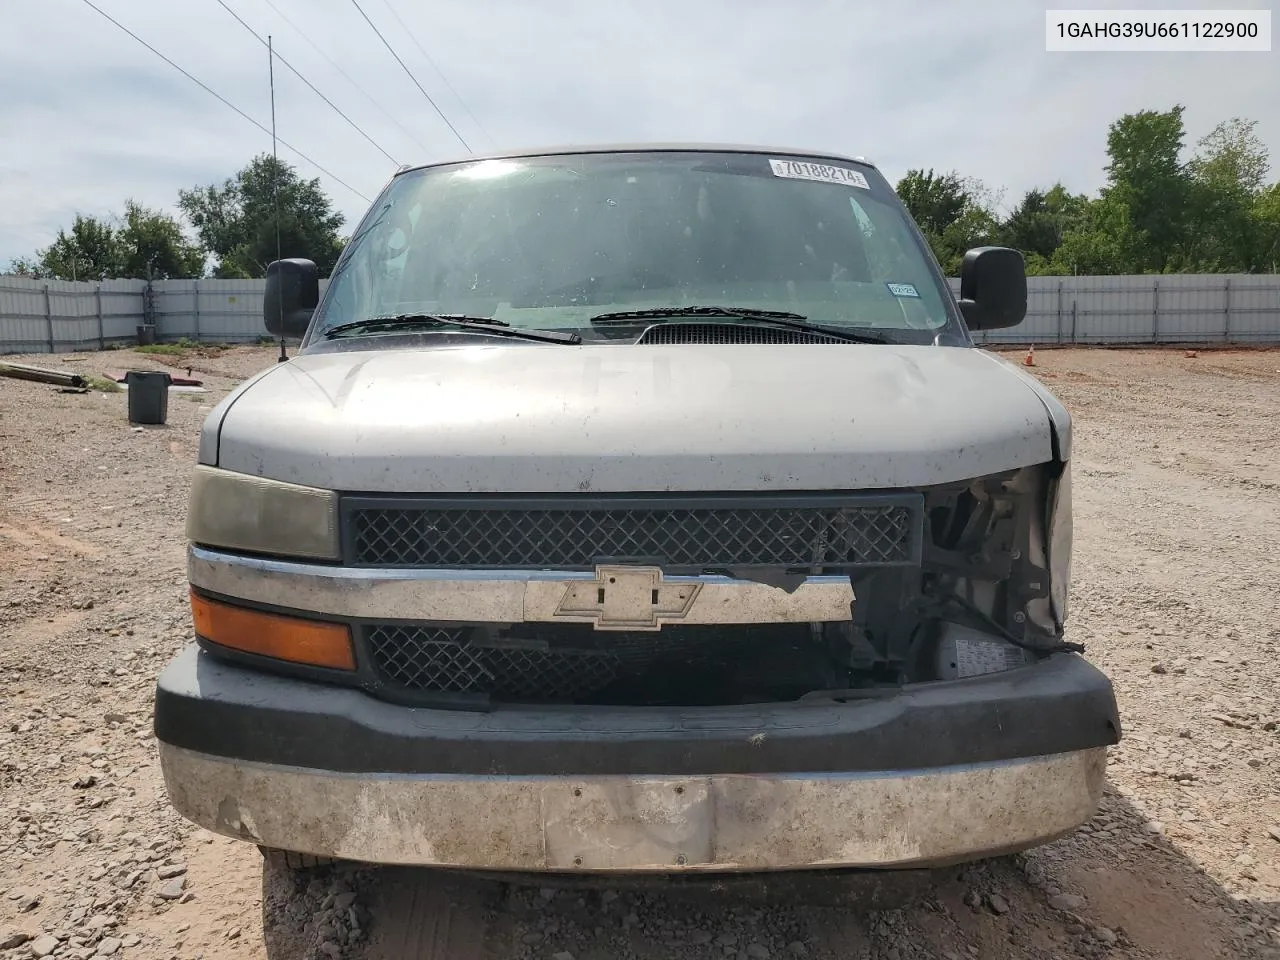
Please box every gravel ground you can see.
[2,343,1279,960]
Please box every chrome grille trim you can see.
[186,548,857,626]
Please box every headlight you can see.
[186,466,339,560]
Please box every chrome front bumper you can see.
[188,545,855,629]
[160,743,1106,872]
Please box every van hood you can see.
[206,343,1063,493]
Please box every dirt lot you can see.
[2,344,1279,960]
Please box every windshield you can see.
[313,151,962,343]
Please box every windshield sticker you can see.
[886,282,920,298]
[768,159,870,190]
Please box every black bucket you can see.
[125,370,172,425]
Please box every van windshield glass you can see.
[315,151,960,342]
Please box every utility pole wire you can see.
[376,0,495,147]
[259,0,431,155]
[213,0,399,166]
[76,0,369,201]
[347,0,472,154]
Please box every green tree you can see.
[1001,184,1091,270]
[1183,118,1271,271]
[178,155,346,278]
[1100,106,1191,271]
[1190,118,1269,193]
[1253,182,1280,273]
[1047,193,1144,275]
[896,169,968,239]
[15,204,203,281]
[37,214,123,280]
[895,169,1000,274]
[937,203,1001,275]
[118,201,206,279]
[5,256,44,277]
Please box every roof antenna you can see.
[269,34,287,363]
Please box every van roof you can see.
[395,143,877,177]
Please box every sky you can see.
[1,0,1277,265]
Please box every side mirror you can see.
[957,246,1026,330]
[264,258,319,338]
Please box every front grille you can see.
[365,622,830,704]
[345,495,921,570]
[637,322,848,345]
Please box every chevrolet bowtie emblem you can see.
[554,565,701,631]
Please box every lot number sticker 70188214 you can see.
[769,159,870,190]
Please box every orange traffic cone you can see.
[1023,346,1036,367]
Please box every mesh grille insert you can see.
[347,498,919,569]
[364,622,825,704]
[367,625,620,701]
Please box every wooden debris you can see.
[0,361,87,388]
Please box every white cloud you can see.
[3,0,1277,262]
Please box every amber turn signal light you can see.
[190,590,355,671]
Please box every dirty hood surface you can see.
[211,343,1057,492]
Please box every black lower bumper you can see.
[153,645,1120,777]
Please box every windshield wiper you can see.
[591,305,807,323]
[324,314,581,344]
[588,305,890,344]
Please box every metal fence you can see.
[951,274,1280,346]
[0,277,333,354]
[1,274,1277,354]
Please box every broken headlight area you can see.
[920,461,1072,640]
[797,461,1078,698]
[902,460,1077,682]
